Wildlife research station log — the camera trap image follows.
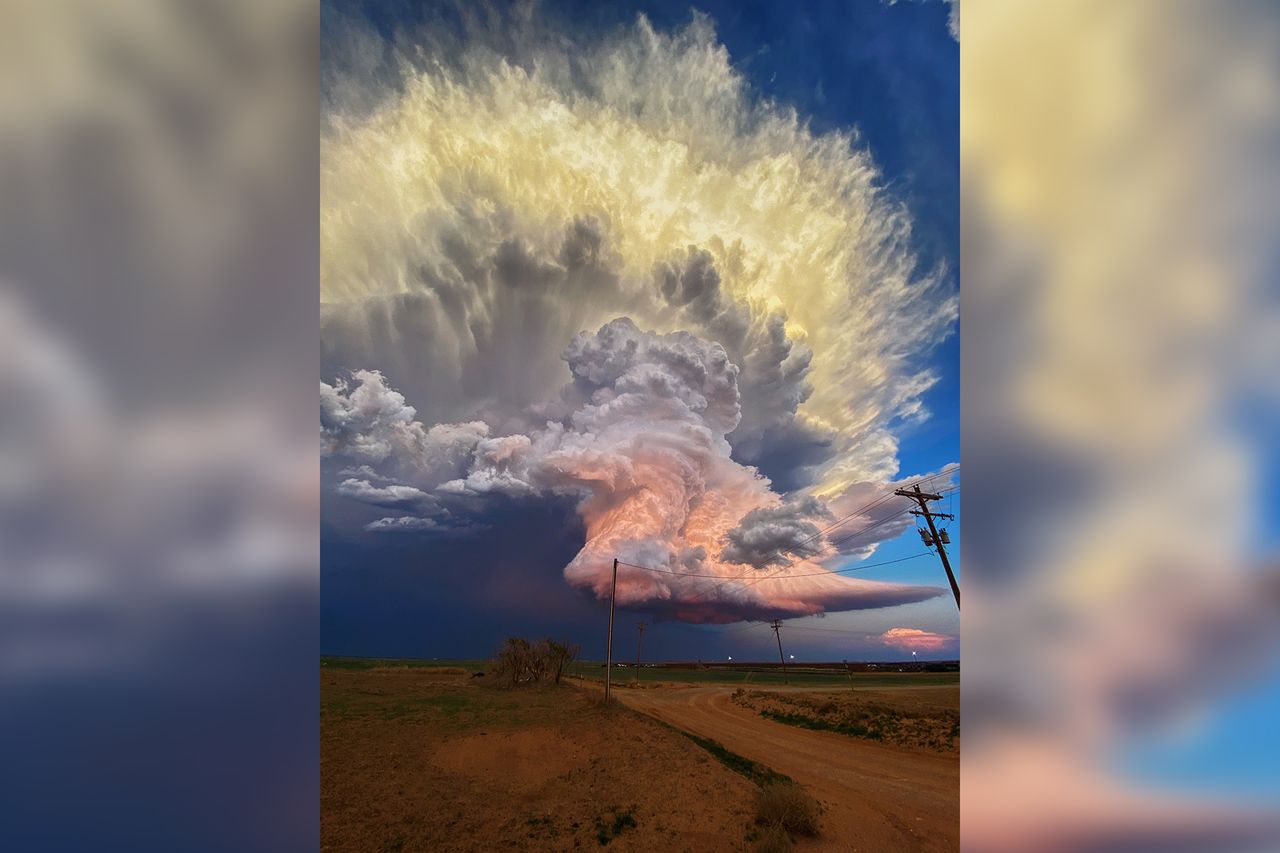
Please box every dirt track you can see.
[616,685,959,852]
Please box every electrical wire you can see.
[615,550,931,582]
[745,465,960,568]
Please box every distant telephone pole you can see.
[770,620,788,684]
[895,484,959,608]
[605,558,618,704]
[634,621,646,684]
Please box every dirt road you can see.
[615,685,958,852]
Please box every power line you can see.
[825,506,913,550]
[773,624,874,635]
[822,486,958,552]
[615,550,931,582]
[823,482,959,550]
[717,620,771,633]
[745,466,960,569]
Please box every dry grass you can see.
[732,687,960,751]
[755,782,820,838]
[751,824,794,852]
[322,669,760,851]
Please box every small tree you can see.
[544,638,580,685]
[494,637,533,686]
[492,636,580,687]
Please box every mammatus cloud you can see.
[323,319,946,622]
[320,12,956,497]
[881,626,954,653]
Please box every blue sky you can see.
[320,0,958,661]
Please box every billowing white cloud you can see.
[363,516,480,534]
[321,369,488,487]
[334,478,435,511]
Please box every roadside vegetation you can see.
[753,781,821,844]
[650,720,822,851]
[732,688,960,751]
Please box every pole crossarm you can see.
[909,509,953,520]
[894,488,943,501]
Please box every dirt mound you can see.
[432,727,589,791]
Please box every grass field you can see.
[321,665,776,851]
[321,656,959,688]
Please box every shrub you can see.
[755,782,820,838]
[543,638,580,685]
[492,637,580,687]
[752,825,793,853]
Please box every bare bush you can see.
[755,782,820,838]
[493,637,579,687]
[543,638,579,684]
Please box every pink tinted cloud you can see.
[881,627,954,653]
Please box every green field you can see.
[321,656,958,688]
[569,664,957,688]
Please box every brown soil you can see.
[730,687,959,751]
[615,685,959,852]
[321,669,761,852]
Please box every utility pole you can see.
[770,620,788,684]
[895,484,960,608]
[632,617,650,686]
[634,621,646,685]
[605,558,618,704]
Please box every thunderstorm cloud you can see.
[319,12,955,622]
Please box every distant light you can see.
[727,656,733,661]
[789,655,795,660]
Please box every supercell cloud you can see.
[320,12,956,622]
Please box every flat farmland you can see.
[321,666,763,852]
[322,659,958,851]
[323,657,958,688]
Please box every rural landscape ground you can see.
[321,658,959,851]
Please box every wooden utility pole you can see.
[770,619,788,684]
[605,558,618,704]
[634,621,646,685]
[895,484,960,608]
